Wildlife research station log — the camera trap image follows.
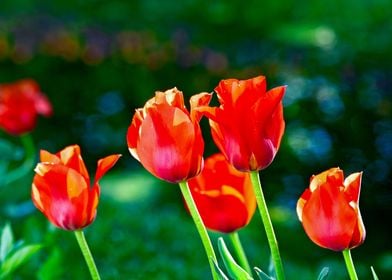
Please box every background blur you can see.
[0,0,391,279]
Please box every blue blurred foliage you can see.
[0,0,391,279]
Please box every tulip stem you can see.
[229,231,252,275]
[250,171,285,280]
[179,181,218,280]
[74,230,101,280]
[4,134,36,185]
[342,249,358,280]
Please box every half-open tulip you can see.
[200,75,285,172]
[127,88,211,183]
[0,79,52,135]
[297,167,366,251]
[187,153,256,233]
[32,145,121,230]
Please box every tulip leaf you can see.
[211,258,230,280]
[0,244,42,278]
[371,266,379,280]
[0,223,14,262]
[254,267,274,280]
[217,237,253,280]
[317,267,329,280]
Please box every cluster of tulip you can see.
[0,76,372,279]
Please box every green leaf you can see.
[317,267,329,280]
[0,223,14,262]
[212,258,230,280]
[254,267,274,280]
[0,244,42,278]
[217,237,253,280]
[371,266,379,280]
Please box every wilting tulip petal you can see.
[297,167,366,251]
[127,88,211,183]
[32,145,121,230]
[199,75,286,172]
[187,153,256,233]
[0,79,52,135]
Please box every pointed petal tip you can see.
[95,154,121,182]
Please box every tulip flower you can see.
[127,87,211,183]
[32,144,121,230]
[199,75,286,279]
[0,79,52,135]
[188,153,256,233]
[127,88,221,279]
[200,75,286,172]
[188,153,256,274]
[297,167,365,280]
[32,144,120,280]
[297,167,366,251]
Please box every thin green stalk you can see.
[342,249,358,280]
[249,171,285,280]
[179,181,218,280]
[228,231,252,275]
[5,134,36,185]
[74,230,101,280]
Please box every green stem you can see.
[229,231,252,275]
[179,181,218,280]
[5,134,36,185]
[74,230,101,280]
[342,249,358,280]
[249,171,285,280]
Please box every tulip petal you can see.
[302,181,357,251]
[190,92,212,122]
[154,88,185,109]
[349,207,366,248]
[32,164,91,230]
[187,153,256,233]
[137,105,195,182]
[193,193,249,233]
[264,98,285,150]
[309,167,341,192]
[40,150,60,163]
[127,109,144,161]
[296,188,311,222]
[344,172,362,203]
[58,145,90,181]
[95,154,122,183]
[34,92,53,116]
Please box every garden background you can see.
[0,0,391,279]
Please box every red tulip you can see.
[199,75,285,172]
[127,88,211,183]
[297,167,366,251]
[0,79,52,135]
[32,145,121,230]
[187,153,256,233]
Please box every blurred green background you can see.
[1,0,391,279]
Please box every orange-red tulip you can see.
[187,153,256,233]
[199,75,285,172]
[297,167,366,251]
[0,79,52,135]
[127,88,211,183]
[32,145,121,230]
